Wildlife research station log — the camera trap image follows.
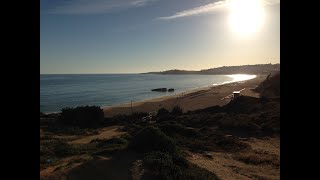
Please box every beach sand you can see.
[103,75,266,117]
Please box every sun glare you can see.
[227,74,257,82]
[228,0,265,36]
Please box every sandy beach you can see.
[103,75,266,117]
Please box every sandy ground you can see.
[103,75,266,117]
[187,137,280,180]
[40,155,93,180]
[70,126,125,144]
[41,126,127,180]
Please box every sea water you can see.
[40,74,255,113]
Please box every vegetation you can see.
[171,106,183,116]
[130,127,178,154]
[40,137,94,169]
[128,126,219,179]
[40,136,127,170]
[157,108,170,117]
[143,151,219,180]
[104,112,149,126]
[233,150,280,167]
[59,106,104,128]
[89,137,129,155]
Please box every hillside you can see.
[143,63,280,75]
[254,72,280,98]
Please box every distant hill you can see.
[143,63,280,75]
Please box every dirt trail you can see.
[69,126,125,144]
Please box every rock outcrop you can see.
[151,88,167,92]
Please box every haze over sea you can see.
[40,74,256,113]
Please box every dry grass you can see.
[187,137,280,180]
[233,150,279,167]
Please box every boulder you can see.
[151,88,167,92]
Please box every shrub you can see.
[159,123,200,138]
[157,108,170,117]
[233,151,279,167]
[107,112,149,125]
[143,151,219,180]
[130,127,177,154]
[52,140,76,157]
[59,106,104,128]
[182,164,220,180]
[91,137,128,148]
[214,136,249,152]
[171,106,183,116]
[89,137,128,153]
[143,151,182,179]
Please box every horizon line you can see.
[40,63,280,75]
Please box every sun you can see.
[228,0,265,36]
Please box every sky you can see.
[40,0,280,74]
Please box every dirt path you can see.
[69,126,125,144]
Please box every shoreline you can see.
[103,75,266,117]
[41,75,266,117]
[41,74,257,114]
[102,75,256,108]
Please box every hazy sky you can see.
[40,0,280,74]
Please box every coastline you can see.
[103,75,266,117]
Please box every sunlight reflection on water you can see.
[227,74,256,82]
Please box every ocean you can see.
[40,74,256,113]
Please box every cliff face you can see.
[255,72,280,98]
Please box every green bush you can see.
[159,123,200,138]
[52,140,76,157]
[107,112,149,125]
[130,127,177,154]
[157,108,170,117]
[143,151,182,179]
[143,151,219,180]
[59,106,104,128]
[91,137,128,148]
[171,106,183,116]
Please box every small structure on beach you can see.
[233,91,240,98]
[221,88,245,101]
